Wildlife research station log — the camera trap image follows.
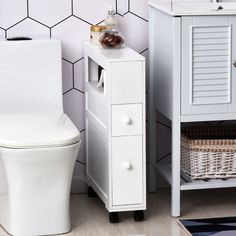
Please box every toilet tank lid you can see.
[0,112,80,148]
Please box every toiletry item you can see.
[97,69,105,88]
[90,25,106,46]
[100,28,124,49]
[97,69,107,95]
[105,6,118,29]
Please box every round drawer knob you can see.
[123,162,132,170]
[123,117,132,125]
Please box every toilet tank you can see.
[0,39,63,113]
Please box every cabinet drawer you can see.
[110,61,144,104]
[112,136,143,206]
[112,104,143,136]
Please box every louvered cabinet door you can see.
[181,16,236,115]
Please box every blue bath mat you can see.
[178,217,236,235]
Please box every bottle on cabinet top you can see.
[105,6,118,29]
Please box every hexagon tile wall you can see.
[0,0,152,193]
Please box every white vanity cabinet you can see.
[84,42,146,223]
[148,0,236,217]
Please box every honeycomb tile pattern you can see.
[0,0,164,193]
[0,0,27,29]
[0,28,5,38]
[7,18,50,38]
[130,0,149,20]
[73,0,116,25]
[51,16,90,62]
[62,59,73,94]
[29,0,72,27]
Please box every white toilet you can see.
[0,39,81,236]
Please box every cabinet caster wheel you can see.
[133,211,144,221]
[109,212,120,223]
[88,186,97,198]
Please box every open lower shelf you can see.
[155,162,236,191]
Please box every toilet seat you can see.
[0,112,80,149]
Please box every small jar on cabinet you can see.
[90,25,106,46]
[100,28,124,49]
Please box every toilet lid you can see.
[0,112,80,148]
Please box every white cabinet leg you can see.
[171,121,181,217]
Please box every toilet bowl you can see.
[0,39,80,236]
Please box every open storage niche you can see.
[86,57,108,127]
[182,121,236,140]
[181,121,236,182]
[88,57,106,94]
[157,121,236,192]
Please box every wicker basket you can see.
[181,124,236,181]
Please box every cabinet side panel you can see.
[87,120,108,197]
[151,10,175,120]
[87,89,108,126]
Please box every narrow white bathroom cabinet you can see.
[148,1,236,217]
[84,42,146,222]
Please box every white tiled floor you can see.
[1,189,236,236]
